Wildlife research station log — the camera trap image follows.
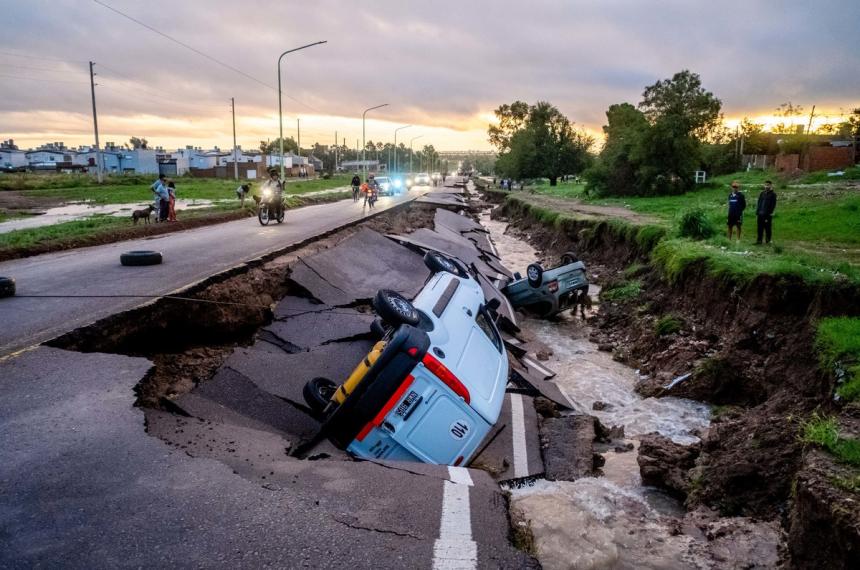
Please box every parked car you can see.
[302,252,508,465]
[413,172,431,186]
[503,252,588,318]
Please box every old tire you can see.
[423,251,468,278]
[0,276,15,298]
[303,377,337,416]
[120,250,163,267]
[561,251,579,265]
[373,289,420,327]
[527,263,544,288]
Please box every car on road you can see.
[303,252,508,465]
[413,172,431,186]
[503,252,589,318]
[374,176,393,196]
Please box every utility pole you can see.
[88,61,103,183]
[231,97,238,181]
[297,118,301,157]
[334,130,338,172]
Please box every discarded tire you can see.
[120,250,163,267]
[423,251,468,278]
[527,263,544,288]
[0,276,15,298]
[303,377,337,416]
[561,251,579,265]
[373,289,420,327]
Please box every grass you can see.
[801,413,860,467]
[655,314,683,336]
[601,280,642,302]
[1,173,352,204]
[815,317,860,402]
[0,191,350,254]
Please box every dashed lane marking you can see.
[432,466,476,570]
[509,393,529,479]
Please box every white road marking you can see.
[523,356,554,378]
[509,394,529,479]
[433,466,477,570]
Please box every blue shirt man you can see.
[726,181,746,241]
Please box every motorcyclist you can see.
[351,173,361,202]
[363,174,377,207]
[264,167,284,219]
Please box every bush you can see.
[815,317,860,402]
[655,314,683,336]
[677,208,717,240]
[601,280,642,302]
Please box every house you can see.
[340,159,384,172]
[0,140,27,169]
[26,145,76,170]
[73,146,159,174]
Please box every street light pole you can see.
[409,134,423,173]
[393,124,411,174]
[231,97,238,181]
[362,103,388,179]
[278,41,326,180]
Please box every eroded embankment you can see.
[491,192,860,568]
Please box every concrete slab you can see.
[289,227,429,306]
[263,307,374,349]
[225,340,373,408]
[416,193,466,207]
[387,228,502,280]
[434,207,486,235]
[471,393,543,481]
[540,414,598,481]
[510,357,573,410]
[272,295,328,319]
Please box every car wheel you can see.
[423,251,468,278]
[303,377,337,416]
[0,276,15,298]
[526,263,544,288]
[120,250,163,267]
[373,289,420,326]
[561,251,579,265]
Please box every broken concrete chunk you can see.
[540,414,599,481]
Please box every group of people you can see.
[149,174,178,223]
[727,180,777,244]
[350,174,379,208]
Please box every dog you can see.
[132,205,155,225]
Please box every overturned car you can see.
[301,252,507,465]
[503,251,589,318]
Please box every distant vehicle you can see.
[503,252,589,318]
[414,173,431,186]
[302,252,508,465]
[375,176,394,195]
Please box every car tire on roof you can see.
[561,251,579,265]
[0,276,15,298]
[303,377,337,417]
[120,250,163,267]
[527,263,544,288]
[374,289,420,327]
[423,251,468,278]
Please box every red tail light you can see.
[422,353,470,404]
[548,280,559,293]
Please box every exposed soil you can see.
[512,193,659,224]
[0,193,348,263]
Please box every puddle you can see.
[0,198,233,234]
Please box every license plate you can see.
[395,390,419,418]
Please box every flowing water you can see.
[479,213,738,569]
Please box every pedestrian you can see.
[351,173,361,202]
[158,181,170,222]
[235,183,251,207]
[150,174,167,222]
[755,180,777,244]
[726,180,747,241]
[166,181,177,222]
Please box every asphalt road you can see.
[0,189,420,356]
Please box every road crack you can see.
[332,515,423,540]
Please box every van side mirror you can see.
[486,298,501,312]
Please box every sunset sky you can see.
[2,0,858,152]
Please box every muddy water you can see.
[481,213,724,569]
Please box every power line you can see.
[0,63,82,74]
[0,73,88,84]
[0,50,86,65]
[91,0,324,113]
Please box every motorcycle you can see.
[257,186,285,226]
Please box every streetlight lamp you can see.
[393,124,411,174]
[409,134,423,173]
[362,103,388,178]
[278,41,326,180]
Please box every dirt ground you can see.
[517,193,659,225]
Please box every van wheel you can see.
[423,251,468,278]
[527,263,544,288]
[561,251,579,265]
[374,289,420,326]
[303,377,337,416]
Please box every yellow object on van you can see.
[333,340,387,404]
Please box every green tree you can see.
[585,103,649,196]
[260,137,298,155]
[490,101,593,186]
[128,137,148,149]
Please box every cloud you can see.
[1,0,857,150]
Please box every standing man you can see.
[150,174,167,222]
[727,181,747,241]
[755,180,777,244]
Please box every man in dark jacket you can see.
[350,174,361,202]
[727,181,747,241]
[755,180,777,244]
